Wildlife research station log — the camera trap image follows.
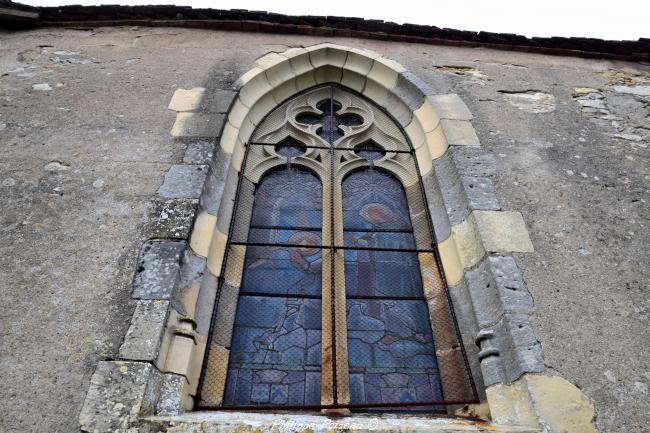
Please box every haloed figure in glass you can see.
[223,167,323,406]
[343,169,442,407]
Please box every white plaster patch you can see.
[500,91,556,113]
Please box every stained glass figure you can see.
[295,99,363,141]
[342,169,443,407]
[223,167,323,406]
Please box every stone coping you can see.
[2,3,648,61]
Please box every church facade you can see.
[1,6,649,433]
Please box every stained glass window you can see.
[199,86,478,412]
[223,167,323,406]
[342,169,443,407]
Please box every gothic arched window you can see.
[197,85,477,411]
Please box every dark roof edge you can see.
[3,4,649,62]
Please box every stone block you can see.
[344,49,375,76]
[414,142,433,177]
[525,375,598,433]
[432,152,469,226]
[119,300,169,361]
[392,72,428,111]
[295,69,318,93]
[465,256,533,329]
[419,171,452,242]
[405,117,425,150]
[488,256,534,314]
[229,137,247,172]
[451,147,497,177]
[340,70,366,92]
[156,373,189,415]
[234,67,272,108]
[349,46,382,60]
[441,119,481,146]
[256,51,285,69]
[367,56,405,90]
[189,210,217,258]
[437,236,463,287]
[461,176,500,210]
[425,123,448,160]
[465,260,501,328]
[429,94,473,120]
[362,78,389,107]
[314,64,343,85]
[171,249,206,316]
[247,92,276,125]
[219,121,239,154]
[178,248,206,288]
[200,145,231,215]
[171,112,226,138]
[79,361,160,432]
[474,211,534,253]
[194,271,220,335]
[478,314,544,386]
[259,53,295,88]
[413,99,440,133]
[158,164,208,199]
[132,240,185,300]
[150,198,198,239]
[307,43,348,69]
[226,98,248,129]
[215,165,240,234]
[271,79,299,105]
[451,213,485,270]
[486,379,539,427]
[206,229,228,277]
[164,334,196,377]
[281,46,310,68]
[168,87,205,112]
[200,88,236,114]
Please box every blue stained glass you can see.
[224,166,323,406]
[346,299,442,406]
[251,168,322,229]
[224,296,322,406]
[342,169,411,231]
[342,168,442,406]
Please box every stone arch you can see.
[191,44,467,295]
[78,43,601,433]
[178,45,481,407]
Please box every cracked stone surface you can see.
[0,27,648,433]
[572,72,650,144]
[499,90,556,113]
[132,240,185,299]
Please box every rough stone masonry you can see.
[0,24,648,433]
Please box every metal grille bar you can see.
[196,83,480,412]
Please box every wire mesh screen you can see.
[196,85,478,412]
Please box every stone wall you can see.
[0,27,648,433]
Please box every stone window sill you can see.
[141,411,540,433]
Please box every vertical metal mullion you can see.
[328,85,338,404]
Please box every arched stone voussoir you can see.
[220,43,449,173]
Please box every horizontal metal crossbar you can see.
[200,398,480,411]
[229,240,435,253]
